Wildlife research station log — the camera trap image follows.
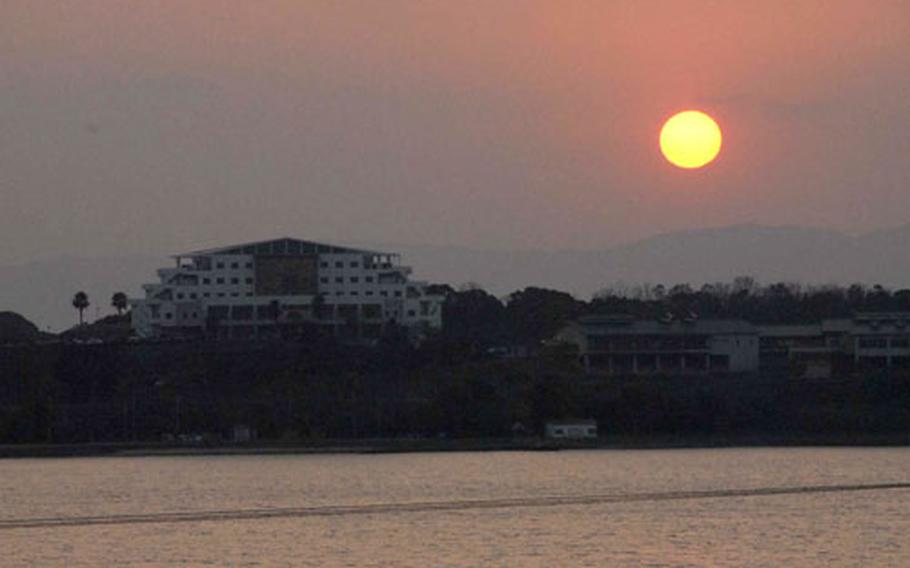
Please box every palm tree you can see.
[72,291,90,326]
[111,292,128,315]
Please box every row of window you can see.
[331,290,402,297]
[203,258,397,272]
[319,260,394,270]
[153,307,431,323]
[214,261,252,270]
[169,276,254,286]
[858,337,910,349]
[175,273,409,289]
[170,289,404,301]
[321,276,375,284]
[588,337,710,350]
[152,311,199,321]
[206,303,387,322]
[321,260,362,269]
[176,291,253,300]
[177,278,253,286]
[203,277,253,285]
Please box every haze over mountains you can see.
[3,224,910,332]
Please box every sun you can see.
[659,110,722,169]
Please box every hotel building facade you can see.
[130,238,443,341]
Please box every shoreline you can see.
[2,434,909,459]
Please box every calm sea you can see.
[1,448,909,566]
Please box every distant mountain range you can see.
[394,223,910,296]
[3,224,910,332]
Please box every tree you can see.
[0,312,40,344]
[732,276,757,296]
[267,299,283,339]
[504,287,584,347]
[441,287,506,346]
[311,293,326,321]
[111,292,128,315]
[269,299,282,323]
[205,311,224,338]
[425,283,455,297]
[72,291,90,326]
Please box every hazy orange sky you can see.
[2,1,909,263]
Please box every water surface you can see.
[1,448,908,566]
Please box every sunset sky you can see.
[2,1,909,265]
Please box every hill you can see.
[59,314,132,343]
[0,311,41,344]
[391,223,910,294]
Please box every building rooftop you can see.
[176,237,390,258]
[575,316,755,335]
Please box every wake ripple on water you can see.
[1,482,908,531]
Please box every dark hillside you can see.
[0,312,40,344]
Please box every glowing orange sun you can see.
[659,110,722,169]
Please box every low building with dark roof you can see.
[558,312,910,378]
[557,315,759,375]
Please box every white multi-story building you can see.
[130,238,443,341]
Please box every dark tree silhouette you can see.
[441,287,506,346]
[311,293,326,321]
[111,292,128,316]
[267,299,282,324]
[72,291,90,326]
[504,287,584,347]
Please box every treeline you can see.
[435,278,910,349]
[0,335,577,443]
[3,337,909,444]
[3,277,910,444]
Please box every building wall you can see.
[708,334,759,372]
[255,255,318,296]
